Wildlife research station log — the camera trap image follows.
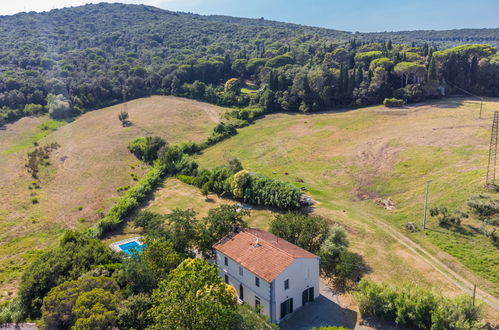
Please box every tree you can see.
[141,239,182,281]
[201,182,210,200]
[40,276,119,330]
[231,170,250,198]
[269,212,329,254]
[113,257,156,297]
[319,225,349,276]
[118,110,129,127]
[19,231,118,319]
[47,94,72,119]
[394,62,427,87]
[164,208,199,255]
[224,78,241,94]
[198,205,248,257]
[72,288,119,330]
[148,258,238,330]
[117,294,153,330]
[132,211,166,237]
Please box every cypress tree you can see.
[428,56,438,81]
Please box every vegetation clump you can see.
[356,280,483,329]
[25,142,60,179]
[383,98,404,107]
[128,136,166,164]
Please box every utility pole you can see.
[486,111,499,187]
[472,284,477,306]
[423,181,431,230]
[479,98,484,119]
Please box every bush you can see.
[242,173,302,210]
[355,280,483,329]
[128,136,167,164]
[383,98,404,108]
[96,162,168,236]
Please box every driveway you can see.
[280,281,361,330]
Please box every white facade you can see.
[215,250,320,323]
[273,258,320,322]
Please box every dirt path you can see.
[355,208,499,310]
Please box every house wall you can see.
[274,257,320,323]
[215,251,272,317]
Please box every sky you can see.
[0,0,498,32]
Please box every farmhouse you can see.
[213,227,320,324]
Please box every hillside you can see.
[1,2,498,130]
[0,96,225,300]
[191,98,499,301]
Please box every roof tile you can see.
[213,228,318,282]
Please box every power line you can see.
[444,79,484,118]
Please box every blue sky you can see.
[1,0,498,32]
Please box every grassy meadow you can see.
[0,96,225,300]
[192,98,499,299]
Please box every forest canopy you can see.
[0,3,498,127]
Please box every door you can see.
[280,298,294,319]
[302,287,315,306]
[239,284,244,301]
[308,287,314,302]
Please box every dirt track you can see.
[354,208,499,310]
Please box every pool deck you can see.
[109,236,144,253]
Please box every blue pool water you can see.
[118,241,146,255]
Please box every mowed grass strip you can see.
[195,98,499,297]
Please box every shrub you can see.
[177,175,196,185]
[128,136,167,164]
[355,280,482,329]
[467,194,499,219]
[383,98,404,108]
[243,173,302,210]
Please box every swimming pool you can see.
[118,241,146,255]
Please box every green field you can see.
[195,98,499,297]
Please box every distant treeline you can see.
[0,3,498,126]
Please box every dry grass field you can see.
[191,98,499,316]
[0,96,226,300]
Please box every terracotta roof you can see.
[213,228,318,282]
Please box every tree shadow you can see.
[329,252,372,294]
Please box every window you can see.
[284,279,289,290]
[255,296,261,313]
[224,256,228,266]
[224,275,229,284]
[255,276,260,287]
[239,266,243,276]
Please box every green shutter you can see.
[280,301,286,318]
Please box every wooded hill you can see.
[0,2,498,126]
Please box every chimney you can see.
[255,235,261,248]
